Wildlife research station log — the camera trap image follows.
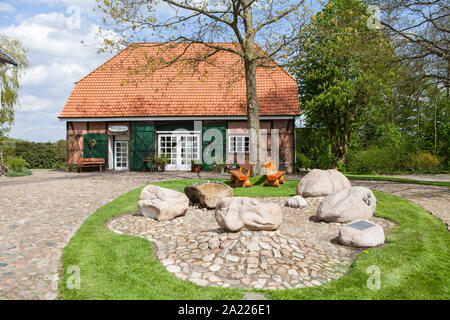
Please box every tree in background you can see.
[0,36,29,175]
[370,0,449,91]
[95,0,311,174]
[293,0,398,168]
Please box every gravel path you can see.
[352,180,450,230]
[0,170,448,300]
[388,174,450,182]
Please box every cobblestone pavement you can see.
[108,198,393,290]
[0,169,226,300]
[351,180,450,230]
[0,170,447,299]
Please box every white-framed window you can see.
[157,132,201,168]
[229,135,250,153]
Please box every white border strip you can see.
[59,116,297,122]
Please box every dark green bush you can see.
[296,153,313,169]
[345,146,404,174]
[12,140,66,169]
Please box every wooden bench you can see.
[264,160,286,187]
[78,158,105,173]
[229,163,253,187]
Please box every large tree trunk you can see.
[244,57,263,175]
[330,131,349,169]
[242,0,263,176]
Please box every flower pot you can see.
[192,165,202,173]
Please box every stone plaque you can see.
[348,220,375,231]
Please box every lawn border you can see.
[345,174,450,188]
[58,178,450,300]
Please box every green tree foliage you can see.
[293,0,398,168]
[0,36,29,130]
[0,36,29,175]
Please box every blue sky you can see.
[0,0,320,142]
[1,0,113,142]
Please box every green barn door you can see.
[131,122,155,171]
[202,122,226,171]
[83,133,107,170]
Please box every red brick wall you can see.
[226,120,295,173]
[66,122,107,165]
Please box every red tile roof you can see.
[59,43,300,118]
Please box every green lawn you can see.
[345,174,450,188]
[59,178,450,300]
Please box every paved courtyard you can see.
[0,170,448,299]
[0,169,225,300]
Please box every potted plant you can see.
[191,160,202,173]
[157,153,170,172]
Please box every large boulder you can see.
[316,186,376,223]
[215,197,283,232]
[286,195,307,208]
[296,169,351,198]
[184,181,233,209]
[138,185,189,221]
[339,219,385,247]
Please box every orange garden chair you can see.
[264,160,286,187]
[229,163,253,187]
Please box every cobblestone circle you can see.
[0,170,446,299]
[107,197,394,290]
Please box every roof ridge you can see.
[0,48,18,65]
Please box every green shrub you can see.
[345,146,404,174]
[5,157,29,172]
[296,153,313,169]
[317,151,333,169]
[403,151,440,172]
[6,168,32,177]
[336,161,346,173]
[13,140,66,169]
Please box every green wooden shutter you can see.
[202,122,226,171]
[83,133,107,170]
[131,122,155,171]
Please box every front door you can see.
[114,140,129,170]
[158,133,200,171]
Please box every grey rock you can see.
[317,187,377,223]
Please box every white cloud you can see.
[22,63,88,87]
[0,2,15,13]
[19,95,55,111]
[1,9,114,142]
